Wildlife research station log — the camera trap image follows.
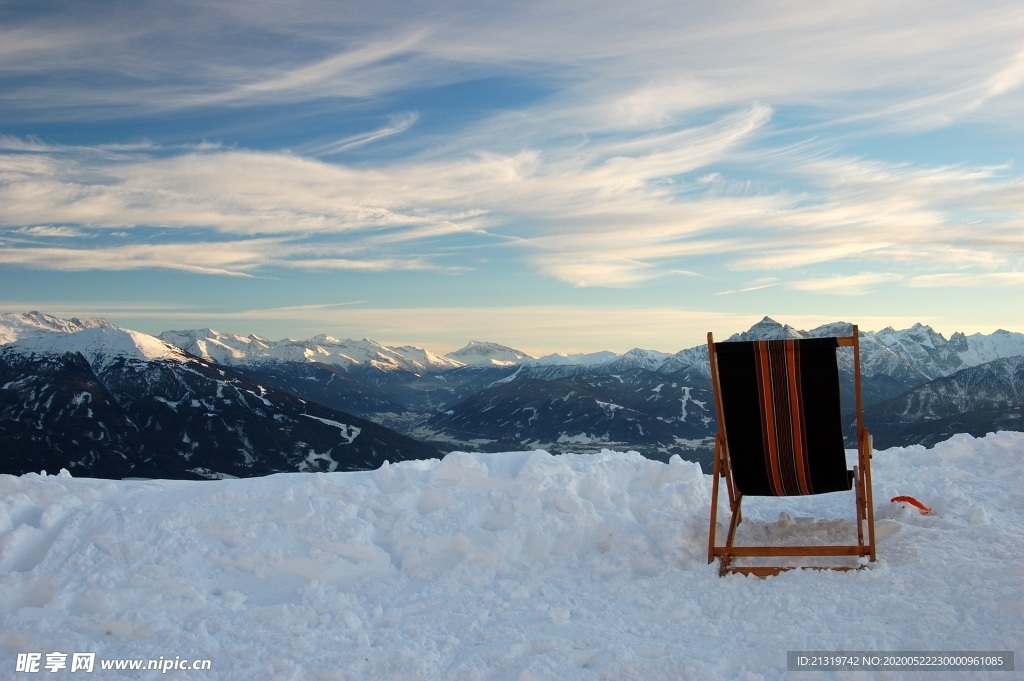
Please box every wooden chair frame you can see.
[706,326,876,577]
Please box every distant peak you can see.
[446,340,534,366]
[161,328,218,338]
[749,316,788,331]
[0,311,113,340]
[310,334,342,345]
[724,316,803,342]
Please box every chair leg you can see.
[707,438,724,564]
[725,494,743,551]
[707,477,720,565]
[863,433,876,561]
[854,465,865,548]
[717,495,746,577]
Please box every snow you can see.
[301,414,361,444]
[1,432,1020,680]
[960,330,1024,367]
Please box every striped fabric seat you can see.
[713,338,851,497]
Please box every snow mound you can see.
[0,433,1020,679]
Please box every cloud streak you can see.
[303,112,421,156]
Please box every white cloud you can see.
[908,271,1024,288]
[786,272,904,296]
[715,279,780,296]
[11,225,84,238]
[0,241,279,276]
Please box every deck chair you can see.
[706,326,875,577]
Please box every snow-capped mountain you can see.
[445,340,535,367]
[0,310,113,344]
[155,327,271,364]
[601,348,676,372]
[867,323,1024,381]
[866,355,1024,447]
[723,316,806,342]
[741,317,1024,380]
[0,318,440,478]
[9,324,188,373]
[533,350,621,367]
[158,328,463,373]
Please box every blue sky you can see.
[1,1,1021,355]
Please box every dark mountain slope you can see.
[0,346,440,479]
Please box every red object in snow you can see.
[891,495,932,515]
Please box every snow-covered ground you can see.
[1,432,1021,680]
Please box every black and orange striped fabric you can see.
[714,338,851,497]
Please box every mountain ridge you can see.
[3,311,1022,477]
[145,316,1024,379]
[7,312,1024,377]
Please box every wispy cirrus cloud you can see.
[720,155,1023,274]
[908,271,1024,288]
[301,112,421,156]
[1,105,1022,288]
[0,240,281,277]
[180,30,438,109]
[0,106,773,280]
[0,232,467,277]
[786,272,904,296]
[3,1,1021,128]
[11,225,85,238]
